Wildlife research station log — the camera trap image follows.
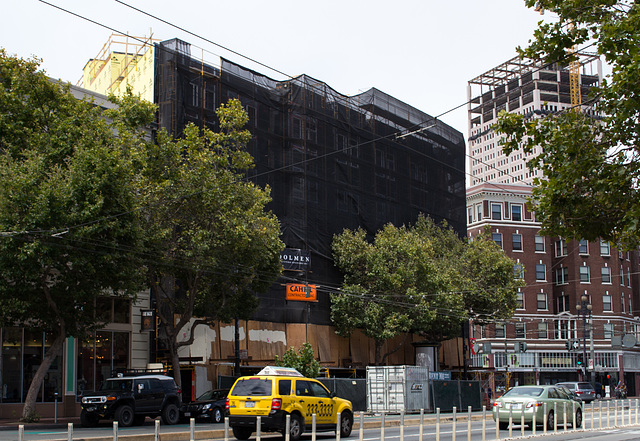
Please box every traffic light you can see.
[566,340,572,351]
[515,341,528,353]
[577,353,584,366]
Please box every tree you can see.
[330,216,522,365]
[495,1,640,249]
[138,99,284,390]
[275,342,321,378]
[0,50,152,420]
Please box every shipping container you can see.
[366,366,431,413]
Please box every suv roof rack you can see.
[111,367,169,377]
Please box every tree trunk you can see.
[169,337,182,397]
[21,331,65,421]
[374,339,383,366]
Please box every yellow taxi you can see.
[226,366,353,441]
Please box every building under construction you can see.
[152,37,467,326]
[71,34,469,387]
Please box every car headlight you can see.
[203,404,211,410]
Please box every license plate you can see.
[510,403,521,410]
[184,412,191,417]
[245,401,255,408]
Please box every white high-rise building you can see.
[467,53,602,188]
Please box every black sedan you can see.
[180,389,229,424]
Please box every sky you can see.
[1,0,549,136]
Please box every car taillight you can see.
[526,401,542,408]
[493,402,503,408]
[226,398,230,410]
[271,398,282,410]
[575,391,583,395]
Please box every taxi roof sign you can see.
[257,366,304,377]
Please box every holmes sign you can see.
[280,248,310,271]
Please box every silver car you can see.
[555,382,596,403]
[492,385,583,430]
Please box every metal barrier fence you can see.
[15,398,640,441]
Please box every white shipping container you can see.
[366,365,430,413]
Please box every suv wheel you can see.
[80,410,99,427]
[339,411,353,437]
[287,414,303,441]
[162,403,180,425]
[116,405,135,427]
[232,426,253,440]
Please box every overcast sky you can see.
[1,0,549,136]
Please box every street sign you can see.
[588,358,594,370]
[571,340,580,350]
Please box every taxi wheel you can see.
[288,414,303,441]
[339,411,353,437]
[233,426,253,440]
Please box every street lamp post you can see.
[576,294,592,383]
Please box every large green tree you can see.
[495,0,640,249]
[0,50,152,420]
[330,216,522,365]
[139,100,284,389]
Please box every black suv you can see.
[80,374,182,427]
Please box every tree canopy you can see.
[138,99,284,388]
[0,50,152,420]
[0,50,284,416]
[330,216,522,365]
[495,0,640,249]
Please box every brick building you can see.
[466,55,640,396]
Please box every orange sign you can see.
[286,284,317,302]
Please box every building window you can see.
[512,234,522,251]
[604,323,613,339]
[600,240,610,256]
[491,203,502,220]
[579,266,590,283]
[514,264,524,279]
[555,239,567,257]
[558,320,570,339]
[492,233,503,248]
[516,291,524,309]
[468,207,473,224]
[620,266,624,286]
[579,239,589,255]
[601,267,612,284]
[534,235,545,252]
[538,322,548,339]
[603,295,612,312]
[555,267,569,285]
[511,204,522,221]
[495,323,505,338]
[622,295,625,313]
[515,323,525,339]
[557,295,569,313]
[537,292,548,310]
[477,205,482,221]
[627,268,631,287]
[536,264,546,281]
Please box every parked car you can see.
[226,366,353,441]
[180,389,229,423]
[555,381,597,402]
[492,385,582,430]
[80,374,182,427]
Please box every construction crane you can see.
[535,3,581,111]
